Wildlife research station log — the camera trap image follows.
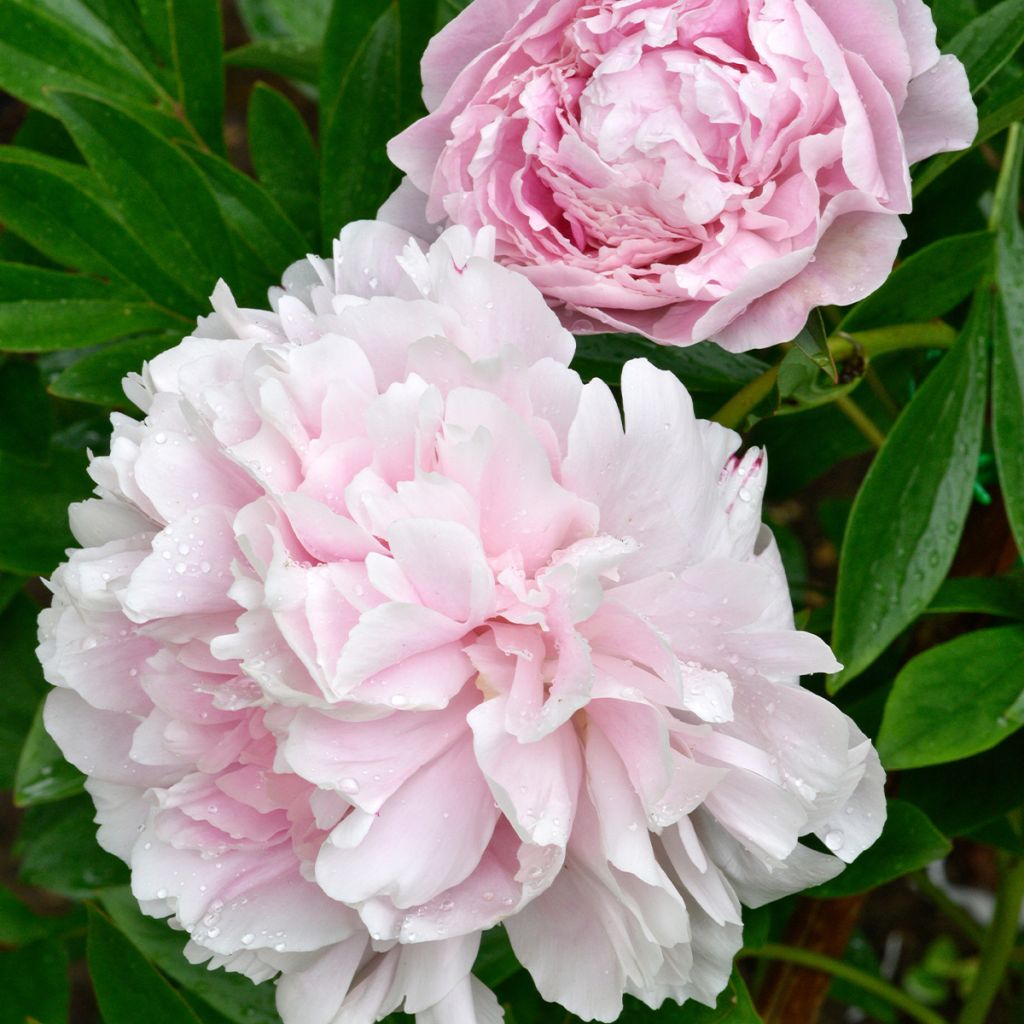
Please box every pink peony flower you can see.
[39,222,884,1023]
[385,0,977,351]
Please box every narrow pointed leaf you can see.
[831,290,991,689]
[993,128,1024,553]
[88,907,204,1024]
[947,0,1024,93]
[225,38,320,84]
[0,0,158,114]
[0,299,183,352]
[52,92,237,298]
[0,148,200,311]
[248,83,319,246]
[49,333,179,407]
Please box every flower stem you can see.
[741,943,949,1024]
[834,395,887,449]
[712,362,780,430]
[957,857,1024,1024]
[912,871,986,947]
[988,122,1022,233]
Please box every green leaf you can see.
[16,795,130,897]
[474,927,520,989]
[0,885,73,947]
[0,596,49,790]
[927,573,1024,618]
[52,92,237,300]
[829,933,896,1024]
[14,701,85,807]
[238,0,332,42]
[136,0,225,153]
[0,299,182,352]
[224,39,320,85]
[248,83,320,246]
[0,359,53,461]
[48,333,178,407]
[0,148,200,313]
[774,345,860,415]
[840,231,994,332]
[0,574,25,615]
[87,906,204,1024]
[807,801,950,899]
[877,625,1024,769]
[900,731,1024,836]
[185,146,310,300]
[992,126,1024,554]
[0,261,124,301]
[830,291,990,689]
[572,334,765,392]
[947,0,1024,93]
[0,447,90,576]
[319,0,437,244]
[0,0,158,115]
[0,939,70,1024]
[100,889,281,1024]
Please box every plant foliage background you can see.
[0,1,1022,1022]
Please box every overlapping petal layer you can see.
[386,0,976,350]
[39,223,884,1022]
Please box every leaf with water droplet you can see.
[831,286,991,690]
[13,700,84,807]
[807,800,950,899]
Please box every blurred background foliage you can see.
[0,1,1022,1022]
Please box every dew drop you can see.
[241,933,254,945]
[339,777,360,795]
[156,888,168,899]
[824,830,844,852]
[154,433,167,444]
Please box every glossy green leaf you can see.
[319,0,437,244]
[0,298,182,352]
[14,702,85,807]
[831,291,990,689]
[926,573,1024,617]
[840,231,993,331]
[0,448,90,576]
[0,261,123,301]
[878,625,1024,769]
[186,146,309,299]
[88,906,203,1024]
[808,801,950,899]
[248,83,319,246]
[224,39,320,85]
[774,345,860,415]
[992,127,1024,554]
[52,92,237,299]
[16,796,130,897]
[0,359,53,461]
[0,148,199,312]
[135,0,225,153]
[48,333,178,407]
[900,731,1024,836]
[572,334,765,392]
[0,0,158,115]
[947,0,1024,93]
[0,938,70,1024]
[101,889,281,1024]
[0,597,49,790]
[79,0,170,79]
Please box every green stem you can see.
[988,122,1022,233]
[957,858,1024,1024]
[912,871,986,948]
[832,323,956,361]
[741,944,949,1024]
[834,395,887,448]
[712,362,780,430]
